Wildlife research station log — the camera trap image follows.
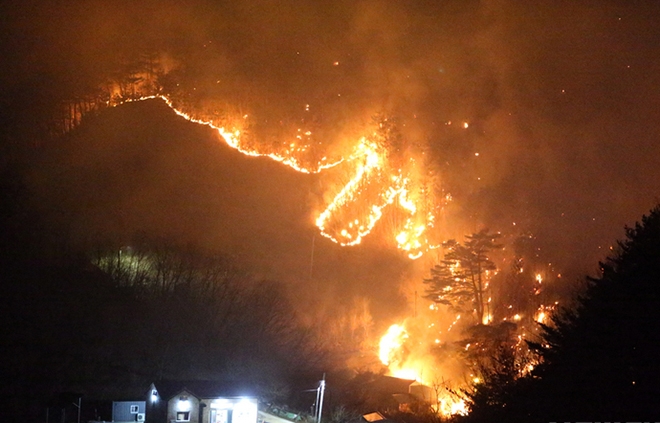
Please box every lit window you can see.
[130,405,139,414]
[178,396,191,412]
[176,411,190,421]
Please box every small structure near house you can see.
[113,400,146,422]
[358,375,416,413]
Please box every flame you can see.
[378,323,468,417]
[103,94,441,258]
[535,310,547,324]
[438,398,468,416]
[535,302,558,324]
[379,324,425,382]
[379,324,408,366]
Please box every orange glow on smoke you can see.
[378,324,425,381]
[110,95,441,259]
[378,323,468,417]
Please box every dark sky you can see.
[3,0,660,323]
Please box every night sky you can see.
[2,0,660,324]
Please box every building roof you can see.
[258,410,301,423]
[360,375,415,396]
[362,412,398,423]
[153,380,257,401]
[362,412,387,422]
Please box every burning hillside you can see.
[55,59,573,419]
[148,100,444,260]
[369,230,569,417]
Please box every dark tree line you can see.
[457,205,660,422]
[0,171,329,422]
[0,72,334,423]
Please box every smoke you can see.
[5,0,660,325]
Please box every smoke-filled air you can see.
[2,0,660,421]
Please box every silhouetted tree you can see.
[459,205,660,422]
[424,230,502,324]
[459,343,521,423]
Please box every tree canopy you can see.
[460,205,660,422]
[424,229,502,325]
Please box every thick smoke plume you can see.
[4,0,660,323]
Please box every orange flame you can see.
[108,95,442,258]
[378,323,468,417]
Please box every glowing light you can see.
[378,322,470,417]
[536,311,546,323]
[392,368,421,381]
[211,399,231,409]
[101,95,442,259]
[177,398,191,412]
[438,398,468,417]
[233,398,258,423]
[447,314,461,332]
[378,323,426,383]
[535,304,557,324]
[379,324,407,365]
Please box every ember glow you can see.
[105,93,441,259]
[378,322,468,417]
[535,302,558,324]
[7,2,660,422]
[378,324,422,381]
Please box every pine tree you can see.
[424,229,502,324]
[460,205,660,422]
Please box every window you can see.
[176,411,190,421]
[130,405,139,414]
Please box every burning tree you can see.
[458,205,660,422]
[423,229,502,325]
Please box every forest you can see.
[3,2,660,422]
[4,90,660,420]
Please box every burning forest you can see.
[41,54,573,416]
[2,0,660,422]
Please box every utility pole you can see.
[414,290,417,318]
[72,397,81,423]
[314,374,326,423]
[309,235,315,281]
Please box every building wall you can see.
[202,397,258,423]
[167,390,201,423]
[113,401,146,422]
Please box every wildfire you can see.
[105,94,441,259]
[378,323,468,417]
[535,302,558,324]
[379,324,427,382]
[439,399,468,416]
